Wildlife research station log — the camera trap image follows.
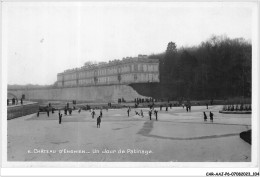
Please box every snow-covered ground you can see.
[7,105,251,162]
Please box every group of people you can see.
[7,98,23,106]
[203,111,214,122]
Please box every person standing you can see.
[127,108,130,117]
[206,103,209,109]
[59,111,62,124]
[149,110,152,120]
[210,111,214,122]
[140,109,144,118]
[100,109,103,118]
[92,110,95,119]
[203,112,207,122]
[97,116,101,128]
[154,110,158,121]
[78,108,81,114]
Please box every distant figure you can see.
[127,109,130,117]
[160,105,162,111]
[170,103,172,109]
[92,110,95,119]
[206,103,208,109]
[203,112,207,121]
[100,110,103,118]
[52,108,55,114]
[49,103,51,107]
[47,110,49,117]
[210,112,214,122]
[140,109,144,118]
[189,105,191,112]
[166,106,168,111]
[78,108,81,113]
[97,116,101,128]
[37,111,39,117]
[12,98,15,105]
[69,109,72,115]
[182,104,185,109]
[20,98,23,105]
[186,105,189,112]
[59,111,62,124]
[149,110,152,120]
[154,110,158,121]
[135,111,140,116]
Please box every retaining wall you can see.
[8,85,147,103]
[7,103,39,120]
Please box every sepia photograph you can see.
[1,0,259,176]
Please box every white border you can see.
[1,0,259,176]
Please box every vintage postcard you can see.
[1,1,259,176]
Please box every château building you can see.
[57,55,160,87]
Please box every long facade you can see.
[57,55,160,87]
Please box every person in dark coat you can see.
[206,103,208,109]
[127,108,130,117]
[210,111,214,122]
[203,112,207,122]
[154,110,158,121]
[100,110,103,118]
[97,116,101,128]
[37,111,39,117]
[149,110,152,120]
[47,110,49,117]
[59,111,62,124]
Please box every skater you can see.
[64,107,67,116]
[78,108,81,113]
[92,110,95,119]
[206,103,208,109]
[47,110,49,117]
[127,108,130,117]
[20,98,23,105]
[210,111,214,122]
[69,109,72,115]
[52,107,55,114]
[186,105,189,112]
[140,109,144,118]
[203,112,207,122]
[189,105,191,112]
[97,116,101,128]
[37,111,39,117]
[100,109,103,118]
[59,112,62,124]
[149,110,152,120]
[154,110,158,121]
[166,106,168,111]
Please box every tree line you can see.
[144,35,251,101]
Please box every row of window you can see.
[58,64,159,81]
[58,73,159,87]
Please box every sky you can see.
[3,2,254,85]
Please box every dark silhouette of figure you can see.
[92,110,95,119]
[166,106,168,111]
[127,109,130,117]
[97,116,101,128]
[149,110,152,120]
[206,103,208,109]
[52,108,55,114]
[69,109,72,115]
[100,110,103,118]
[189,105,191,112]
[170,103,172,109]
[47,110,49,117]
[160,105,162,111]
[154,110,158,121]
[12,98,15,105]
[203,112,207,121]
[20,98,23,105]
[210,112,214,122]
[59,111,62,124]
[37,111,39,117]
[78,108,81,113]
[140,110,144,118]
